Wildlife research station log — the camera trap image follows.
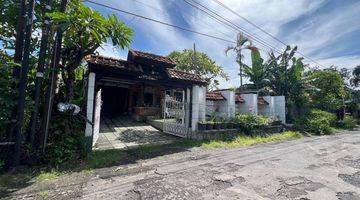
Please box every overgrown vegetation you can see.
[294,109,336,135]
[235,113,270,135]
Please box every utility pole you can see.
[193,43,197,68]
[7,0,27,141]
[39,0,68,152]
[238,49,243,87]
[28,0,53,146]
[14,0,36,166]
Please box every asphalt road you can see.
[80,130,360,200]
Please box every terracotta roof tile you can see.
[206,91,226,101]
[166,68,206,84]
[235,94,245,103]
[86,55,142,72]
[130,49,176,66]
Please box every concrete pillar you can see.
[261,96,274,118]
[191,85,206,131]
[220,90,235,117]
[240,93,258,115]
[273,96,286,123]
[85,72,95,150]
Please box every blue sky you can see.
[85,0,360,89]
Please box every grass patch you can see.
[38,190,50,198]
[84,149,126,169]
[199,131,303,149]
[36,171,63,182]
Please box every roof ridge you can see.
[130,49,176,65]
[86,54,127,62]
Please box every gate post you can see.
[85,72,95,152]
[185,87,191,138]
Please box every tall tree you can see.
[306,69,346,115]
[3,0,27,141]
[48,0,133,101]
[225,32,252,87]
[14,0,36,166]
[168,49,228,90]
[39,0,68,151]
[28,0,53,146]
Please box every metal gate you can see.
[163,94,188,138]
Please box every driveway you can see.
[94,117,177,150]
[82,131,360,200]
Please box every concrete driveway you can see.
[81,130,360,200]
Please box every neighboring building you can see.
[206,89,286,122]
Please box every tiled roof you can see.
[130,49,176,66]
[166,68,206,84]
[206,91,226,101]
[258,97,269,105]
[86,55,142,72]
[235,94,245,103]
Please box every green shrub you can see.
[235,113,270,135]
[294,109,336,135]
[333,116,358,129]
[45,113,86,166]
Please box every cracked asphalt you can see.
[79,130,360,200]
[6,130,360,200]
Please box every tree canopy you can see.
[168,49,228,89]
[49,0,133,101]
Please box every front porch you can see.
[94,117,177,150]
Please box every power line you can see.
[182,0,284,55]
[212,0,326,68]
[84,0,235,44]
[132,0,235,41]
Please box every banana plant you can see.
[241,46,270,91]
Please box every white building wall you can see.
[273,96,286,123]
[258,96,275,118]
[237,93,258,115]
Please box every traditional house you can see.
[84,50,207,148]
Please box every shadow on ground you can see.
[0,139,207,199]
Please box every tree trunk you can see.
[38,0,68,151]
[28,0,53,147]
[66,69,75,102]
[13,0,36,167]
[6,0,27,142]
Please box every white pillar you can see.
[241,93,258,115]
[273,96,286,123]
[261,96,274,118]
[85,72,95,138]
[220,90,235,117]
[191,85,206,131]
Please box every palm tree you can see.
[225,32,252,87]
